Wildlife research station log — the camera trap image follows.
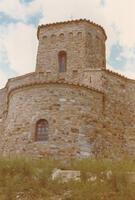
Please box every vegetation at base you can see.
[0,156,135,199]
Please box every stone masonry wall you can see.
[3,83,103,159]
[5,70,103,97]
[0,88,7,154]
[122,79,135,154]
[85,24,106,69]
[81,69,103,91]
[36,20,106,74]
[0,88,7,131]
[0,88,7,119]
[2,69,135,158]
[100,71,134,155]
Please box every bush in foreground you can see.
[0,156,135,200]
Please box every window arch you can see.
[58,51,67,72]
[35,119,48,141]
[77,32,82,40]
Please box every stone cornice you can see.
[7,79,103,99]
[5,72,35,87]
[103,69,135,82]
[2,68,135,99]
[6,78,103,116]
[84,68,135,82]
[37,19,107,40]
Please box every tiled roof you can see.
[37,18,107,40]
[103,69,135,81]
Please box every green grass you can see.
[0,156,135,199]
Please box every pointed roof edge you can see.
[37,18,107,40]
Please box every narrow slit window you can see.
[58,51,67,72]
[35,119,48,141]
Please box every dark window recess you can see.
[58,51,67,72]
[35,119,48,141]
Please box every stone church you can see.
[0,19,135,159]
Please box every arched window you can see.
[58,51,67,72]
[35,119,48,141]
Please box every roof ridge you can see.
[103,69,135,81]
[7,79,103,100]
[37,18,107,40]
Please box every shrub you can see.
[0,156,134,199]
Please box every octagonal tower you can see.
[36,19,107,74]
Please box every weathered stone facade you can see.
[0,19,135,159]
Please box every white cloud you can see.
[39,0,102,23]
[2,23,38,75]
[103,0,135,53]
[0,0,42,21]
[120,47,135,59]
[108,61,135,80]
[0,69,8,88]
[0,22,38,88]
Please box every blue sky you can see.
[0,0,135,88]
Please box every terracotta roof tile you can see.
[37,18,107,40]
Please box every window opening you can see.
[36,119,48,141]
[58,51,67,72]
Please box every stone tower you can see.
[36,19,107,74]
